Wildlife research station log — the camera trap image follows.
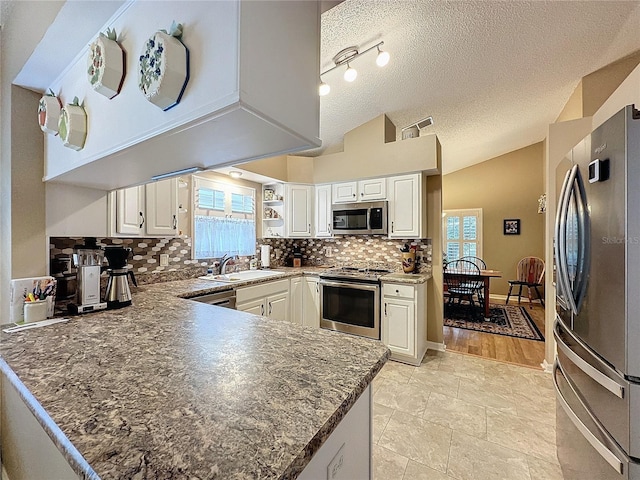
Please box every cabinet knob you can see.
[353,193,356,197]
[360,192,364,196]
[396,289,399,294]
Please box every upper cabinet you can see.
[387,173,427,239]
[314,184,332,238]
[333,179,387,203]
[110,178,178,237]
[286,184,313,238]
[40,1,320,191]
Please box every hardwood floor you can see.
[443,298,546,369]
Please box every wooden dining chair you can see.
[444,259,483,319]
[460,256,487,270]
[505,256,545,307]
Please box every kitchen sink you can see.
[198,270,286,283]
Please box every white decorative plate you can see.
[87,34,126,99]
[138,31,189,111]
[58,103,87,151]
[37,95,62,134]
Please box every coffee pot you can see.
[104,246,137,309]
[69,238,108,314]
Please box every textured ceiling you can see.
[311,0,640,173]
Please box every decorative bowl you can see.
[138,31,189,111]
[38,95,62,134]
[88,34,126,99]
[58,103,87,151]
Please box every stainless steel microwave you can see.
[331,201,388,235]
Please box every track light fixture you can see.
[319,41,389,96]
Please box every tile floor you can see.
[372,350,564,480]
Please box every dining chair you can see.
[460,256,487,270]
[444,259,483,319]
[505,256,545,307]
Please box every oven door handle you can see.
[319,279,380,292]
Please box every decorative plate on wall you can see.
[58,98,87,151]
[37,92,62,134]
[138,22,189,111]
[87,28,126,99]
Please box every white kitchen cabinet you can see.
[290,277,304,325]
[332,181,358,203]
[382,282,428,366]
[110,178,178,237]
[387,173,426,239]
[302,276,320,328]
[116,185,144,235]
[286,184,313,238]
[358,178,387,201]
[145,179,178,235]
[290,275,320,327]
[236,278,290,322]
[333,178,386,203]
[314,184,333,238]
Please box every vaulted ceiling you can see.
[312,0,640,173]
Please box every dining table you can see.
[444,268,503,318]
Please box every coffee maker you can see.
[104,246,137,309]
[69,238,108,314]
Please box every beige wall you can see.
[443,142,545,296]
[555,50,640,123]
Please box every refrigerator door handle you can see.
[556,167,577,313]
[571,167,591,312]
[553,360,625,475]
[554,318,625,398]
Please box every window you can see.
[443,209,483,263]
[193,176,256,259]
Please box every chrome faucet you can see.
[219,254,238,274]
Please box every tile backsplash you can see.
[50,236,432,284]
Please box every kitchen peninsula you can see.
[0,278,389,479]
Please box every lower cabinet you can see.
[381,282,427,366]
[302,275,320,328]
[236,279,290,322]
[290,275,320,328]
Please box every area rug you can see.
[444,303,544,341]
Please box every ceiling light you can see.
[319,81,331,96]
[318,41,388,96]
[376,47,390,67]
[343,64,357,82]
[229,171,243,179]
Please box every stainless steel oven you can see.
[319,267,390,340]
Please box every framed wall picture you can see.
[503,219,521,235]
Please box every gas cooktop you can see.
[319,266,393,282]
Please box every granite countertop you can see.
[0,277,389,479]
[380,271,432,284]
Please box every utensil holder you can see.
[24,300,48,323]
[402,252,416,273]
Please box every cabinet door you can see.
[383,297,416,357]
[267,291,289,322]
[388,174,421,238]
[332,181,358,203]
[290,277,303,324]
[302,276,320,328]
[237,298,266,316]
[286,184,313,238]
[315,184,333,238]
[116,186,144,235]
[145,178,178,236]
[358,178,386,201]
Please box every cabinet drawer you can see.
[383,283,415,299]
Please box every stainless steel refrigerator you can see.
[554,104,640,479]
